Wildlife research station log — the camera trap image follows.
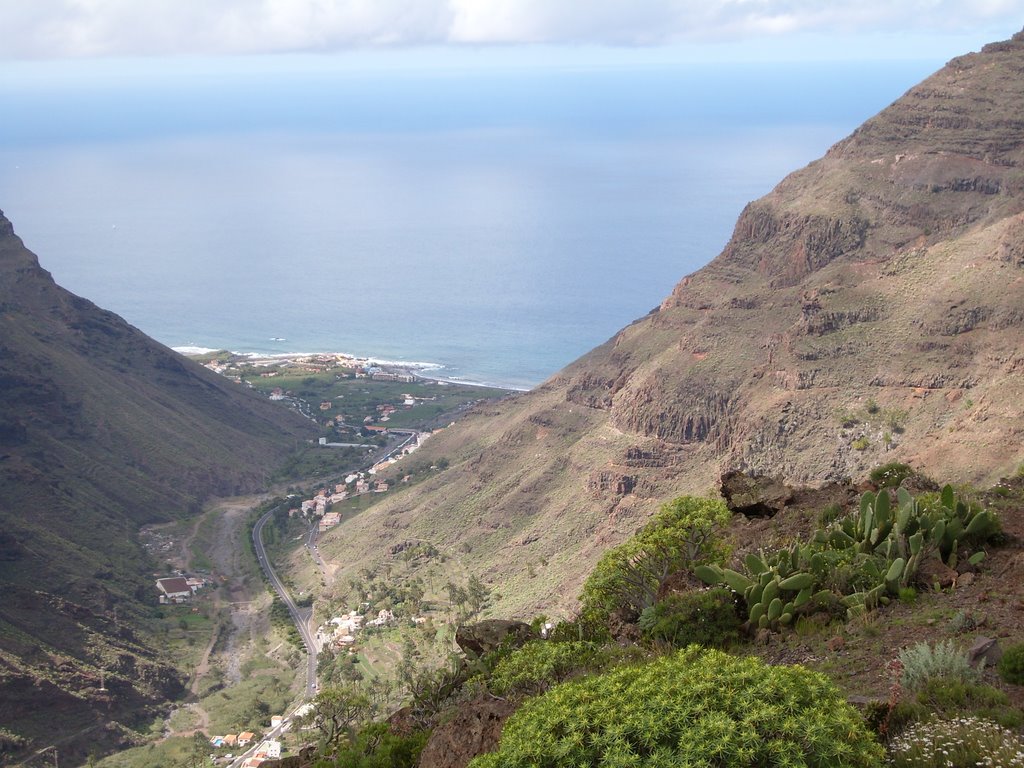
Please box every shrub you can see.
[580,495,732,620]
[868,462,913,489]
[487,640,624,696]
[884,408,908,433]
[914,677,1011,717]
[318,722,428,768]
[638,588,742,649]
[897,587,917,605]
[898,640,979,693]
[470,647,884,768]
[544,607,612,644]
[998,641,1024,685]
[852,436,871,451]
[887,717,1024,768]
[818,502,845,526]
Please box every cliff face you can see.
[0,213,312,761]
[318,32,1024,622]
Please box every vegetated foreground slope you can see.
[0,210,312,760]
[318,31,1024,622]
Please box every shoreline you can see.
[173,345,531,393]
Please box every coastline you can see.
[173,345,531,393]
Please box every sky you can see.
[0,0,1022,67]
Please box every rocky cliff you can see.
[0,212,312,762]
[318,31,1024,623]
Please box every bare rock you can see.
[417,695,516,768]
[720,470,794,517]
[455,620,534,659]
[968,637,1003,667]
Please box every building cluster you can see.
[155,574,209,604]
[290,455,410,532]
[209,729,282,765]
[368,430,432,476]
[315,608,397,649]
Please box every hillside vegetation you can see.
[289,468,1024,768]
[317,29,1024,627]
[0,211,313,762]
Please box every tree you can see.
[405,579,425,615]
[298,686,373,753]
[580,495,732,620]
[466,575,489,618]
[445,582,467,614]
[183,732,209,768]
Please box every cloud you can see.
[0,0,1022,58]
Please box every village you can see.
[198,352,423,387]
[134,353,507,767]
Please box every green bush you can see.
[470,647,884,768]
[317,722,428,768]
[914,677,1011,717]
[887,717,1024,768]
[545,607,612,643]
[817,502,845,526]
[899,640,979,693]
[580,495,731,620]
[638,588,742,648]
[998,642,1024,685]
[868,462,914,489]
[487,640,643,697]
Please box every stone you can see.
[417,695,516,768]
[968,637,1003,667]
[455,620,534,658]
[720,470,794,518]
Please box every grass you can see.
[246,370,509,437]
[95,735,208,768]
[202,669,297,734]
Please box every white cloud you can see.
[0,0,1021,58]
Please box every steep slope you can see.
[0,211,312,759]
[319,32,1024,622]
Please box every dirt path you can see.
[207,497,267,685]
[155,495,269,740]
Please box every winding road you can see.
[252,507,320,698]
[248,428,419,695]
[231,428,418,766]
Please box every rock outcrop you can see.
[318,30,1024,630]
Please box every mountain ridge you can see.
[318,30,1024,623]
[0,211,313,759]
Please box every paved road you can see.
[252,507,319,698]
[235,430,419,766]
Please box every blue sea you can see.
[0,57,941,390]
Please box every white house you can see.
[156,577,192,603]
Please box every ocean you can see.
[0,58,940,390]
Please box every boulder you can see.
[968,636,1003,668]
[720,471,793,517]
[417,695,516,768]
[455,620,534,658]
